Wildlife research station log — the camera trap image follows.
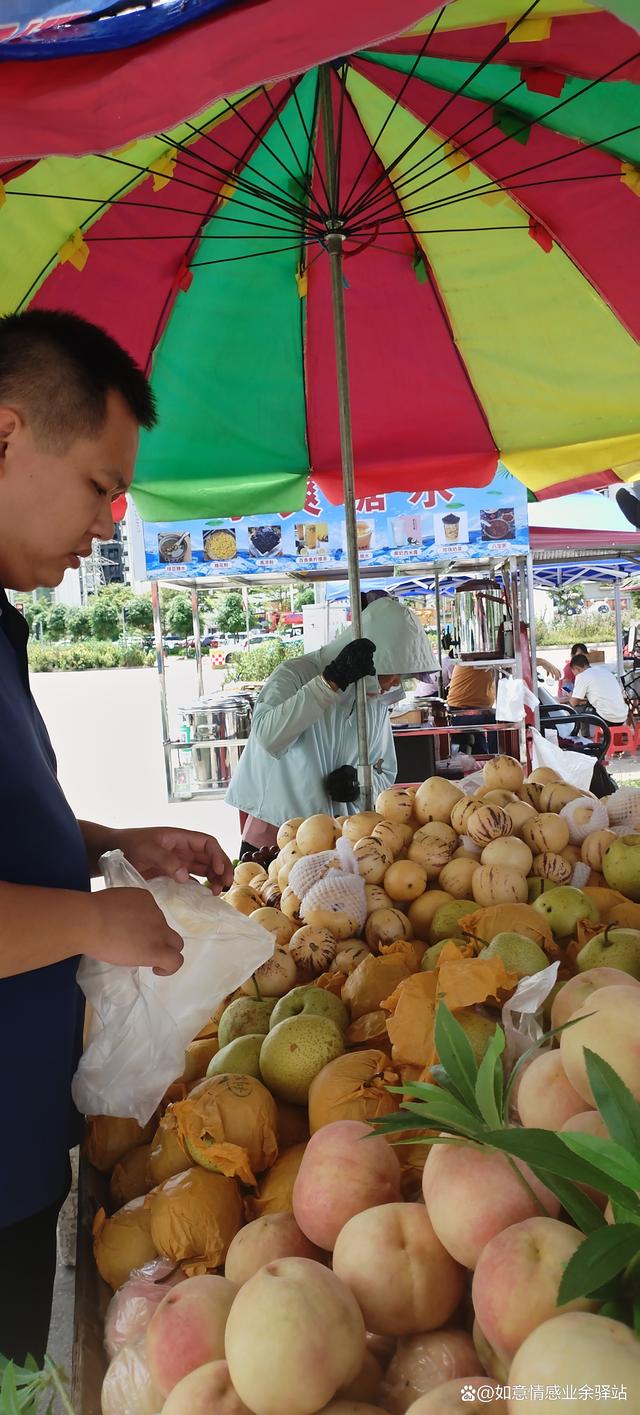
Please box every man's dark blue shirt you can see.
[0,589,89,1226]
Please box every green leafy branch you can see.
[0,1356,76,1415]
[373,1004,640,1324]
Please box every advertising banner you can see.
[141,465,528,581]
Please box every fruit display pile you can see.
[90,759,640,1414]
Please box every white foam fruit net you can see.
[607,787,640,831]
[560,796,609,845]
[290,837,367,933]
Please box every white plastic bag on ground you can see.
[72,851,273,1125]
[530,726,595,792]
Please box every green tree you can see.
[125,594,154,633]
[44,603,67,641]
[552,586,582,617]
[89,597,120,641]
[164,594,194,642]
[66,607,92,640]
[294,587,315,609]
[218,592,247,636]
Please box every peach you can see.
[146,1274,237,1397]
[515,1051,587,1130]
[338,1350,384,1403]
[422,1142,560,1269]
[472,1217,596,1364]
[559,984,640,1104]
[161,1360,252,1414]
[318,1406,389,1415]
[507,1312,640,1412]
[405,1380,506,1412]
[381,1331,484,1414]
[224,1212,324,1285]
[292,1121,402,1251]
[551,967,640,1031]
[332,1202,465,1336]
[560,1110,610,1206]
[225,1257,366,1415]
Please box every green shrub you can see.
[535,612,626,647]
[225,638,303,683]
[28,640,154,671]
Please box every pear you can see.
[420,938,461,971]
[576,927,640,980]
[430,899,476,944]
[602,835,640,902]
[218,996,276,1049]
[259,1015,344,1104]
[532,885,599,940]
[206,1033,264,1078]
[527,878,555,903]
[480,932,548,978]
[269,984,349,1033]
[456,1011,498,1064]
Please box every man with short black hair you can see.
[0,309,232,1364]
[569,652,628,726]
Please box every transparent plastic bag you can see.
[501,961,560,1085]
[72,851,273,1125]
[104,1259,184,1357]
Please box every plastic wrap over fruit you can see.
[501,961,560,1087]
[560,796,608,844]
[101,1339,161,1415]
[607,786,640,829]
[73,851,274,1125]
[104,1259,184,1357]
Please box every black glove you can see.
[323,637,376,691]
[325,764,360,803]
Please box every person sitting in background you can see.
[559,642,589,698]
[569,653,628,726]
[445,662,496,755]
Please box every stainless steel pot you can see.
[179,693,254,788]
[453,579,507,660]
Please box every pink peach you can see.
[332,1202,465,1336]
[472,1217,596,1364]
[292,1120,402,1251]
[224,1212,324,1284]
[161,1360,252,1414]
[146,1274,237,1397]
[422,1143,560,1269]
[515,1051,587,1130]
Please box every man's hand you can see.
[325,764,360,803]
[89,889,184,976]
[117,827,233,894]
[323,638,376,692]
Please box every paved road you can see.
[31,658,241,861]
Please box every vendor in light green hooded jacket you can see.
[226,597,437,851]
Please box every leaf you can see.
[399,1095,483,1137]
[537,1173,606,1234]
[557,1224,640,1305]
[475,1027,505,1129]
[482,1128,640,1213]
[559,1133,640,1193]
[585,1050,640,1155]
[0,1362,22,1415]
[611,1199,640,1227]
[434,1005,481,1113]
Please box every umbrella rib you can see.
[341,7,448,214]
[287,75,332,214]
[343,0,546,223]
[259,77,316,195]
[215,87,322,210]
[189,240,313,268]
[349,46,640,229]
[154,133,314,222]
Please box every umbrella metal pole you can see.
[152,580,173,799]
[320,65,373,809]
[614,578,624,679]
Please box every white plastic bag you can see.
[530,726,595,793]
[72,851,273,1125]
[495,676,538,721]
[501,962,560,1088]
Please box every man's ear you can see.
[0,407,23,468]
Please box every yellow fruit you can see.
[518,782,545,810]
[504,801,539,833]
[225,885,263,917]
[384,860,428,902]
[250,907,297,947]
[303,906,360,942]
[450,797,479,836]
[531,853,573,884]
[483,755,525,792]
[476,788,519,808]
[561,845,582,867]
[353,838,393,884]
[365,908,413,949]
[297,815,337,855]
[342,813,383,845]
[466,805,512,846]
[414,777,464,825]
[481,837,533,875]
[375,788,415,824]
[365,884,394,914]
[407,890,453,942]
[371,821,408,858]
[288,926,337,974]
[276,818,304,849]
[439,858,480,898]
[234,861,268,887]
[539,783,588,813]
[522,814,570,855]
[409,822,458,877]
[280,886,303,922]
[526,768,560,785]
[472,865,528,906]
[581,830,616,873]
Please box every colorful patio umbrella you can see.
[1,0,639,523]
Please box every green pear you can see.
[602,835,640,902]
[269,985,349,1033]
[576,927,640,979]
[532,885,600,940]
[420,938,462,971]
[206,1033,264,1078]
[260,1015,345,1104]
[430,899,476,944]
[527,878,555,903]
[456,1011,498,1065]
[218,996,276,1049]
[480,932,549,978]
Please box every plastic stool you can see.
[603,724,636,759]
